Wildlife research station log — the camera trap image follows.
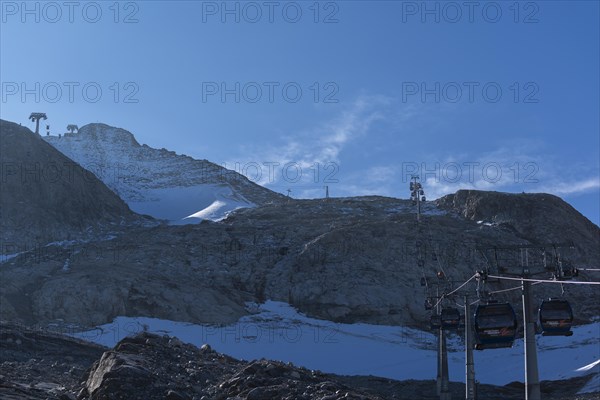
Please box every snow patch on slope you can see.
[184,200,244,222]
[71,301,600,388]
[126,185,253,223]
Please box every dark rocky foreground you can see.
[1,322,597,400]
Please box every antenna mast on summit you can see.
[410,175,426,222]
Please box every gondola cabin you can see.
[473,302,517,350]
[441,307,461,330]
[430,314,441,330]
[539,298,574,336]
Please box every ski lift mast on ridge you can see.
[29,112,47,135]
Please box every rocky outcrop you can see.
[436,190,600,260]
[78,332,385,400]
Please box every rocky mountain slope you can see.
[0,120,144,251]
[1,322,596,400]
[43,124,284,223]
[1,196,598,330]
[437,190,600,260]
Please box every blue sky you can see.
[1,1,599,224]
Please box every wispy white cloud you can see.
[296,95,391,163]
[537,178,600,197]
[227,95,393,193]
[227,94,598,203]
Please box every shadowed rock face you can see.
[0,119,144,250]
[1,323,596,400]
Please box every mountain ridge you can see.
[0,119,146,250]
[43,123,284,223]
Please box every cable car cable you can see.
[487,275,600,285]
[488,281,543,295]
[431,274,477,309]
